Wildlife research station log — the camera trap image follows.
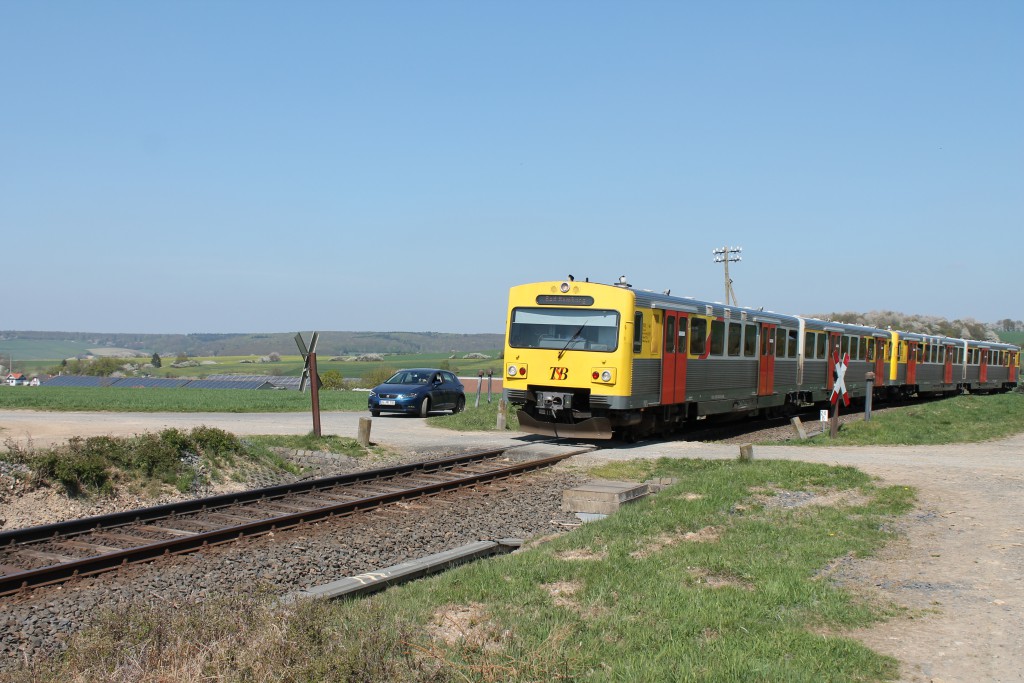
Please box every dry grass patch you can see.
[749,486,872,511]
[554,547,608,561]
[688,567,756,591]
[542,580,582,609]
[630,526,723,559]
[429,602,508,653]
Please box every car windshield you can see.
[508,308,620,352]
[386,370,432,385]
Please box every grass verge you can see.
[0,428,312,497]
[0,386,368,412]
[10,457,914,682]
[799,392,1024,446]
[428,400,519,432]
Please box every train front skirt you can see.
[516,410,613,440]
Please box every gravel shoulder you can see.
[2,409,1023,682]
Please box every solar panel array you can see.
[186,379,276,390]
[206,374,302,389]
[42,376,119,388]
[112,378,191,389]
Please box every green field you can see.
[0,386,369,412]
[0,339,98,363]
[998,330,1024,346]
[4,351,504,382]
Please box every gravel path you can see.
[2,409,1022,682]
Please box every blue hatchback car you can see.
[368,368,466,417]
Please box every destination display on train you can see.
[535,295,595,306]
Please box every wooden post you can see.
[829,400,839,438]
[357,417,372,447]
[864,371,874,421]
[739,443,754,461]
[496,399,508,430]
[790,416,808,440]
[308,352,322,437]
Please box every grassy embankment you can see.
[798,392,1024,445]
[7,456,913,682]
[5,394,1022,680]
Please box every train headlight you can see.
[591,368,616,384]
[507,363,527,378]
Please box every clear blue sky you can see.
[2,1,1021,334]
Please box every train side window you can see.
[633,312,643,353]
[850,336,860,360]
[865,338,875,362]
[744,324,757,357]
[805,332,816,359]
[840,335,850,357]
[816,334,827,359]
[665,316,675,354]
[787,329,798,358]
[690,318,707,356]
[727,322,741,357]
[710,320,725,356]
[775,328,786,358]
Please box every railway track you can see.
[0,446,581,596]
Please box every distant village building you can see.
[5,373,28,386]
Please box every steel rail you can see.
[0,448,575,596]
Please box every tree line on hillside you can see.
[809,311,1005,341]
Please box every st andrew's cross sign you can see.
[830,350,850,407]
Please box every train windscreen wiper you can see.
[557,322,588,360]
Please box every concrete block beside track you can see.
[561,480,649,515]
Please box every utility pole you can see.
[712,246,742,306]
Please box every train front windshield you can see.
[508,308,620,352]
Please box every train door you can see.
[660,311,688,404]
[907,342,918,385]
[944,345,954,384]
[758,323,776,395]
[1012,351,1019,383]
[980,349,988,383]
[874,337,886,385]
[826,332,841,393]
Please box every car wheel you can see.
[453,396,465,414]
[419,396,431,417]
[371,410,380,417]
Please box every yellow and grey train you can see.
[502,277,1021,440]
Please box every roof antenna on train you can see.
[663,289,671,295]
[567,274,574,282]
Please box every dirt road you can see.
[1,409,1021,682]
